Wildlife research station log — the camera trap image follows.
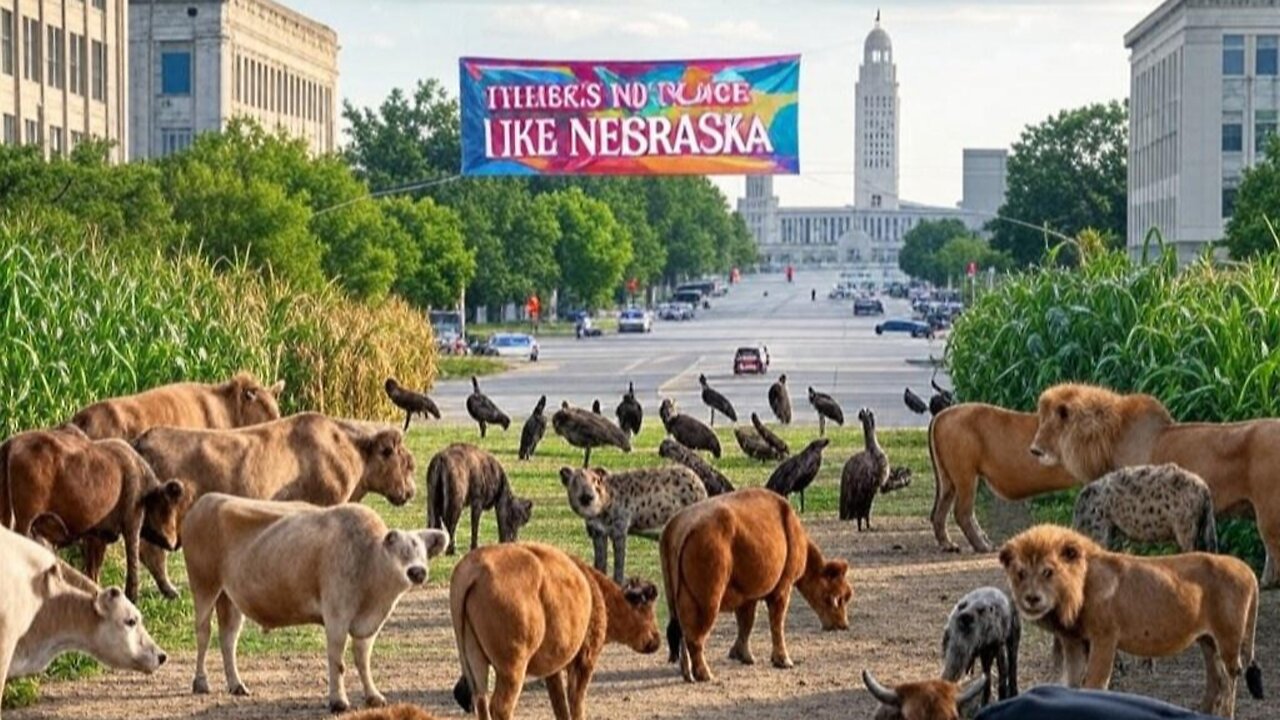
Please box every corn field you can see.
[0,212,436,438]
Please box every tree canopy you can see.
[898,219,1008,285]
[1225,134,1280,259]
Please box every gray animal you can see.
[659,398,721,458]
[1072,463,1218,553]
[427,443,532,555]
[560,465,706,583]
[768,374,792,424]
[465,376,510,438]
[941,587,1020,704]
[552,401,632,467]
[658,438,735,496]
[616,381,643,437]
[764,437,830,513]
[839,408,889,530]
[517,395,547,460]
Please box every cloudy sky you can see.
[287,0,1153,209]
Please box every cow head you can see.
[359,429,416,506]
[794,543,852,631]
[605,578,662,654]
[381,528,448,588]
[863,671,987,720]
[141,480,186,551]
[560,467,610,518]
[89,586,168,674]
[495,494,533,543]
[229,373,286,427]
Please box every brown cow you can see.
[182,494,448,713]
[451,542,661,720]
[661,488,852,683]
[862,670,988,720]
[133,412,416,598]
[68,373,285,441]
[339,706,441,720]
[0,430,186,602]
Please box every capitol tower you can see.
[855,11,900,210]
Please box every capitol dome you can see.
[864,13,892,63]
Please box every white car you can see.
[618,308,653,333]
[483,333,539,361]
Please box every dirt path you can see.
[11,516,1277,719]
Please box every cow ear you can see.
[824,560,848,580]
[420,529,449,559]
[383,531,399,549]
[269,379,285,396]
[998,546,1015,569]
[559,467,573,486]
[94,588,123,617]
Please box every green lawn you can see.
[4,422,931,708]
[435,355,509,380]
[471,317,620,338]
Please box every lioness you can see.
[999,525,1263,718]
[1029,382,1280,586]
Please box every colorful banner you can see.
[459,55,800,176]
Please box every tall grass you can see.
[0,210,436,438]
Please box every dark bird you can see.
[552,401,631,467]
[765,437,830,513]
[591,398,602,415]
[384,377,440,431]
[751,412,789,456]
[808,387,845,437]
[518,395,548,460]
[734,425,785,462]
[698,374,737,426]
[659,398,721,458]
[768,374,792,424]
[884,466,913,493]
[615,381,643,437]
[839,408,889,530]
[658,438,734,496]
[903,386,929,415]
[930,372,956,415]
[465,376,510,438]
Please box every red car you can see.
[733,345,770,375]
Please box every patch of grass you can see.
[7,422,930,706]
[436,355,510,380]
[472,317,620,338]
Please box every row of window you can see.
[1223,35,1278,76]
[1222,110,1278,156]
[0,11,107,101]
[0,112,88,154]
[232,53,330,124]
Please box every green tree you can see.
[899,219,970,282]
[547,188,632,310]
[383,197,475,308]
[992,100,1128,266]
[1225,135,1280,258]
[343,78,461,189]
[934,236,1010,285]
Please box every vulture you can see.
[734,425,785,462]
[658,438,735,496]
[659,398,721,458]
[751,412,789,456]
[698,374,738,426]
[931,374,956,415]
[765,437,830,513]
[615,381,643,437]
[768,374,793,424]
[807,387,845,437]
[518,395,548,460]
[465,376,510,438]
[552,401,631,467]
[839,408,889,531]
[384,377,440,431]
[903,387,929,415]
[591,399,602,415]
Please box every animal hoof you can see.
[230,683,250,697]
[366,694,387,709]
[192,677,210,695]
[941,543,961,554]
[771,655,794,670]
[728,646,755,665]
[160,584,181,600]
[329,700,350,714]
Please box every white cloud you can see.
[490,3,613,42]
[709,19,773,43]
[622,11,691,38]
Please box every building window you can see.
[69,33,85,95]
[49,125,63,156]
[92,0,105,9]
[91,40,105,101]
[24,119,39,146]
[1223,35,1245,76]
[161,51,191,95]
[2,114,15,145]
[1258,111,1278,158]
[70,130,84,149]
[161,128,193,157]
[46,26,63,89]
[1,10,13,77]
[22,16,40,83]
[1222,186,1238,219]
[1259,36,1279,77]
[1223,118,1243,153]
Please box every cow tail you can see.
[1197,493,1219,554]
[451,579,478,712]
[1245,582,1264,699]
[0,437,12,529]
[927,414,945,527]
[662,529,685,664]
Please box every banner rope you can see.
[313,174,464,217]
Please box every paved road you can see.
[432,270,951,429]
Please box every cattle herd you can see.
[0,370,1273,720]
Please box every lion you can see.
[1029,382,1280,586]
[999,524,1263,718]
[928,404,1079,553]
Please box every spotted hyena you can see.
[1072,463,1217,554]
[560,465,707,583]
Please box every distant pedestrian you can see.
[811,288,816,302]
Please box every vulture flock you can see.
[381,368,953,516]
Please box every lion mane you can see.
[1032,383,1173,482]
[999,525,1093,630]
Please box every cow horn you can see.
[958,674,988,707]
[862,670,899,706]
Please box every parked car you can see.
[853,297,885,316]
[481,333,540,361]
[875,319,935,339]
[659,302,695,320]
[618,308,653,333]
[673,289,708,310]
[733,345,770,375]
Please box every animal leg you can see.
[0,631,18,712]
[403,411,411,432]
[479,421,487,439]
[216,594,249,696]
[819,416,826,437]
[989,653,1002,705]
[191,589,218,694]
[954,491,993,553]
[766,589,794,669]
[1257,505,1280,587]
[545,671,571,720]
[490,665,527,720]
[1061,637,1089,688]
[1197,637,1227,715]
[799,490,806,514]
[582,446,592,469]
[931,480,960,553]
[122,519,140,603]
[566,652,597,720]
[728,602,757,665]
[325,623,352,713]
[678,586,720,683]
[470,501,483,552]
[82,537,107,583]
[352,634,385,708]
[611,532,628,585]
[587,524,608,576]
[141,542,179,600]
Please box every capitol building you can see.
[738,15,1007,284]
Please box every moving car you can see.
[733,344,771,375]
[659,302,695,320]
[618,308,653,333]
[875,319,935,339]
[853,297,885,316]
[672,289,709,310]
[481,333,540,361]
